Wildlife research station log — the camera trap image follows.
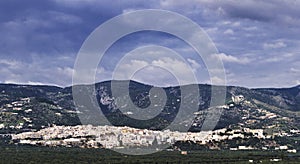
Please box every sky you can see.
[0,0,299,88]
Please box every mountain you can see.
[0,81,299,135]
[253,85,300,111]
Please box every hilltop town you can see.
[11,124,298,153]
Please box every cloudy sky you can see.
[0,0,299,88]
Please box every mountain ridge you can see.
[0,80,299,134]
[2,80,300,90]
[1,80,300,151]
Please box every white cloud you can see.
[113,59,148,79]
[232,21,240,27]
[152,58,192,74]
[56,67,74,78]
[263,57,281,63]
[4,80,60,87]
[112,57,200,86]
[244,26,258,31]
[0,58,74,87]
[205,27,219,34]
[48,11,82,24]
[0,59,19,68]
[263,41,287,49]
[52,0,99,8]
[210,76,226,85]
[260,52,297,63]
[290,67,300,73]
[224,29,234,35]
[187,58,201,72]
[211,53,251,64]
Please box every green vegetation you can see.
[0,144,300,163]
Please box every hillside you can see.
[0,81,299,134]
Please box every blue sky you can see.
[0,0,299,88]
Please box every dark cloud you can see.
[0,0,299,87]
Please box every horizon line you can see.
[1,79,299,90]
